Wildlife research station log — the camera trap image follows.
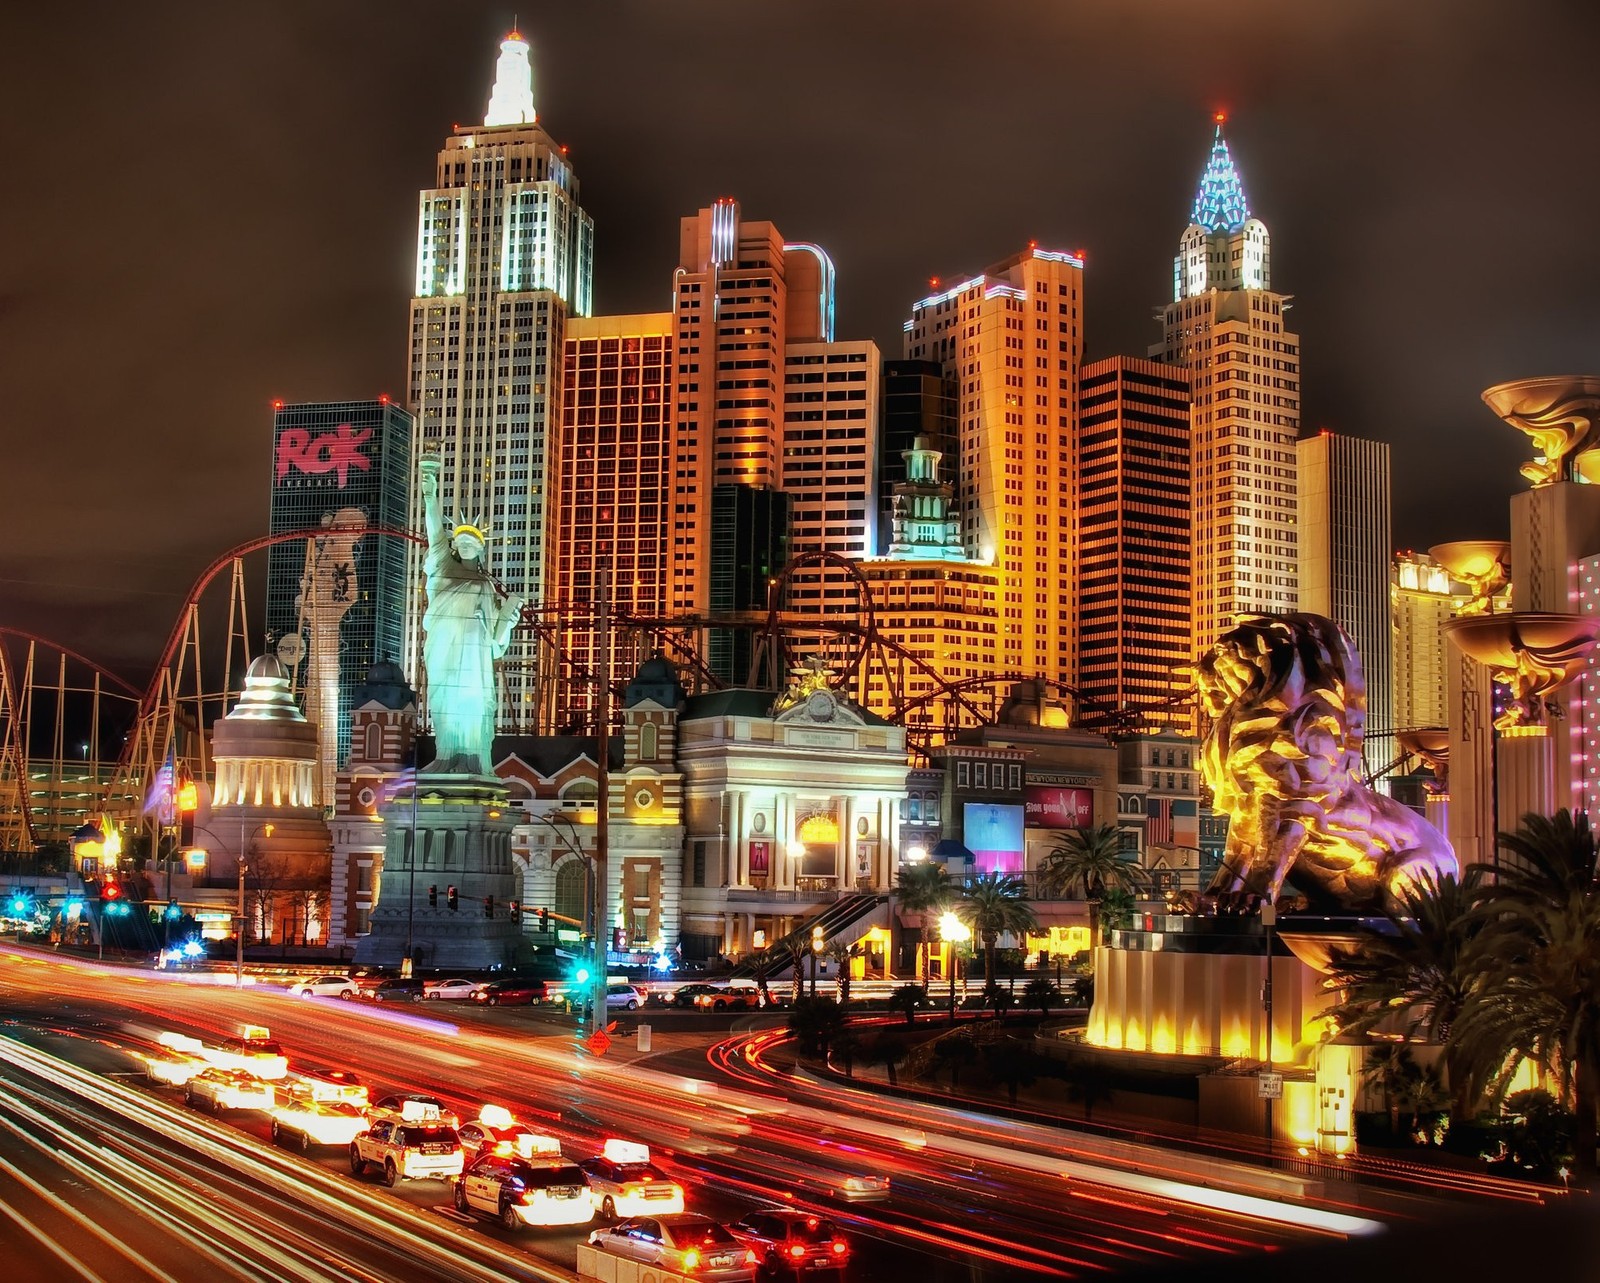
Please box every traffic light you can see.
[102,882,123,902]
[611,926,624,952]
[811,925,825,952]
[538,907,548,931]
[164,901,181,921]
[508,899,520,919]
[484,894,494,919]
[447,885,458,911]
[8,892,29,916]
[428,884,438,908]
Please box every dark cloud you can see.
[6,0,1597,673]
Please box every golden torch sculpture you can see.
[1483,375,1600,488]
[1442,611,1600,733]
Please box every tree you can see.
[1361,1043,1423,1137]
[826,940,858,1007]
[1061,1054,1116,1122]
[888,983,927,1027]
[1455,810,1600,1173]
[1036,825,1147,950]
[956,872,1039,998]
[934,1035,978,1088]
[786,995,845,1058]
[1098,887,1136,936]
[1325,868,1485,1121]
[982,1039,1041,1104]
[987,985,1016,1023]
[896,862,954,981]
[1023,976,1063,1018]
[861,1032,910,1086]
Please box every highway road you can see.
[0,945,1431,1281]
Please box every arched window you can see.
[638,722,658,762]
[554,859,586,924]
[364,723,382,763]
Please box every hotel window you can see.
[974,763,988,789]
[1008,765,1022,790]
[956,761,970,789]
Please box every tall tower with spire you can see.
[404,30,594,732]
[1152,115,1300,659]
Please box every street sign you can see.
[1257,1072,1284,1100]
[585,1028,612,1057]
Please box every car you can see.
[670,983,722,1009]
[291,1066,368,1107]
[579,1140,685,1220]
[290,974,359,999]
[368,1094,461,1128]
[185,1068,276,1114]
[457,1104,563,1162]
[371,977,426,1003]
[587,1214,759,1282]
[140,1032,209,1086]
[606,983,643,1011]
[695,982,762,1012]
[454,1154,595,1230]
[472,977,546,1007]
[730,1210,850,1278]
[201,1027,289,1079]
[270,1081,370,1150]
[349,1117,464,1186]
[425,977,485,1001]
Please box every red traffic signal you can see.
[101,882,123,901]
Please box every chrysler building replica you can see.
[403,30,594,730]
[1153,115,1300,659]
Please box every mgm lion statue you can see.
[1198,613,1458,910]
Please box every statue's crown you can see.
[452,512,490,544]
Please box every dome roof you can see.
[624,653,685,709]
[228,654,306,723]
[357,660,416,711]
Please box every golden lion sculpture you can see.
[1198,614,1458,909]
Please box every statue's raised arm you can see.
[419,451,449,560]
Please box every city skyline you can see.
[8,1,1599,678]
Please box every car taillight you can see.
[744,1249,758,1265]
[681,1249,701,1271]
[788,1243,808,1259]
[830,1240,848,1256]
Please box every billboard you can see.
[1023,786,1094,829]
[963,803,1025,875]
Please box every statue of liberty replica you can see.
[354,451,526,969]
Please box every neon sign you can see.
[275,423,373,488]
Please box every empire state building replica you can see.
[402,30,595,732]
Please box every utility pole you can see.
[591,561,610,1027]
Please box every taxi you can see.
[201,1025,289,1080]
[457,1104,562,1162]
[578,1140,686,1220]
[454,1153,594,1230]
[291,1066,368,1108]
[368,1094,461,1127]
[350,1104,464,1186]
[185,1068,276,1114]
[140,1032,209,1086]
[270,1080,371,1150]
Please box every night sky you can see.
[7,0,1599,681]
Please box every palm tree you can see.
[1022,975,1063,1018]
[956,872,1039,998]
[887,983,927,1027]
[1361,1043,1423,1137]
[1036,825,1147,950]
[1325,868,1484,1121]
[1456,810,1600,1173]
[896,862,953,982]
[825,940,857,1006]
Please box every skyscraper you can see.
[549,313,674,723]
[1392,551,1469,734]
[266,399,413,795]
[1298,429,1394,782]
[404,30,594,731]
[1153,117,1300,658]
[1074,358,1193,731]
[667,200,857,683]
[903,247,1085,687]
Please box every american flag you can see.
[1146,797,1174,845]
[143,749,175,822]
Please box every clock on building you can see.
[805,690,836,721]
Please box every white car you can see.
[425,978,485,1001]
[185,1069,276,1114]
[291,975,359,999]
[578,1140,685,1220]
[606,984,643,1011]
[350,1117,464,1186]
[270,1081,370,1150]
[200,1026,288,1080]
[454,1154,594,1230]
[140,1032,209,1086]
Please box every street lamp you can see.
[526,810,595,937]
[939,910,970,1024]
[184,821,273,986]
[810,925,824,999]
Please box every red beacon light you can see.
[1214,110,1228,125]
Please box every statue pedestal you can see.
[353,774,525,970]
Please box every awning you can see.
[931,839,974,862]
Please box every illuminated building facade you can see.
[1392,552,1468,734]
[903,247,1085,687]
[859,436,999,731]
[1153,117,1300,658]
[1074,358,1193,731]
[550,313,674,717]
[267,399,412,785]
[1298,430,1395,782]
[403,31,594,731]
[781,341,881,559]
[880,359,959,525]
